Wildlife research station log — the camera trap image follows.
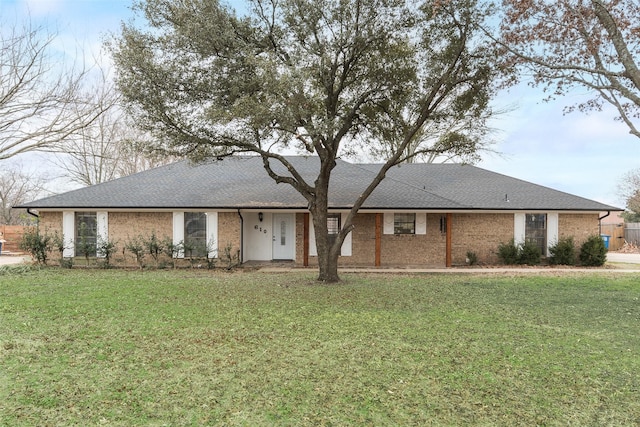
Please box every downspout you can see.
[27,208,40,219]
[598,211,610,235]
[237,209,244,264]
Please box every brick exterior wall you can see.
[109,212,173,243]
[39,212,63,236]
[35,210,602,267]
[295,213,306,265]
[451,213,514,265]
[559,213,600,246]
[218,212,241,262]
[297,213,510,268]
[380,214,447,267]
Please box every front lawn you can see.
[1,269,638,425]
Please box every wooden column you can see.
[303,213,309,267]
[446,213,452,268]
[375,213,382,267]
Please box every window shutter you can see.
[416,213,427,235]
[308,214,351,256]
[341,212,352,256]
[309,214,317,256]
[514,213,526,246]
[62,211,75,258]
[383,213,394,234]
[173,212,185,258]
[206,212,218,259]
[547,213,559,253]
[96,212,108,258]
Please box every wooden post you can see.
[375,213,382,267]
[303,213,309,267]
[446,213,452,268]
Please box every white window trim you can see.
[416,213,427,235]
[173,212,185,258]
[515,212,557,255]
[309,213,352,257]
[547,212,559,253]
[514,213,526,246]
[207,212,219,258]
[62,211,75,258]
[96,211,108,258]
[173,211,218,259]
[383,212,426,235]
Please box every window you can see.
[184,212,207,257]
[327,214,341,246]
[526,213,547,255]
[75,212,97,257]
[394,213,415,234]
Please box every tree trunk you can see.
[310,173,342,283]
[313,216,341,282]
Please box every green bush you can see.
[497,240,519,265]
[97,237,118,268]
[497,239,541,266]
[466,250,478,266]
[518,240,542,266]
[579,235,607,267]
[19,227,51,265]
[548,237,576,265]
[124,236,146,269]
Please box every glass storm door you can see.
[272,213,295,260]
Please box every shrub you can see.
[466,251,478,265]
[579,235,607,267]
[497,239,541,266]
[497,240,519,265]
[75,222,96,265]
[97,237,118,268]
[548,237,576,265]
[518,240,541,266]
[161,237,181,269]
[50,231,68,267]
[19,227,51,265]
[143,231,164,266]
[222,242,238,270]
[124,236,146,269]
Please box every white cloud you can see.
[19,0,65,16]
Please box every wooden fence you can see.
[0,225,28,254]
[600,223,625,251]
[625,223,640,246]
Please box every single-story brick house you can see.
[17,156,619,267]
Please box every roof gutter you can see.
[598,211,610,235]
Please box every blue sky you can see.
[2,0,639,208]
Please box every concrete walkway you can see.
[605,252,640,264]
[0,255,31,266]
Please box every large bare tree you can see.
[0,164,48,225]
[53,67,176,186]
[111,0,503,282]
[618,168,640,221]
[0,15,105,160]
[499,0,640,138]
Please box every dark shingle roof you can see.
[18,156,619,212]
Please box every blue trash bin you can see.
[601,234,610,250]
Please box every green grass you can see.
[1,268,639,426]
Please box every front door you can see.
[272,213,295,260]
